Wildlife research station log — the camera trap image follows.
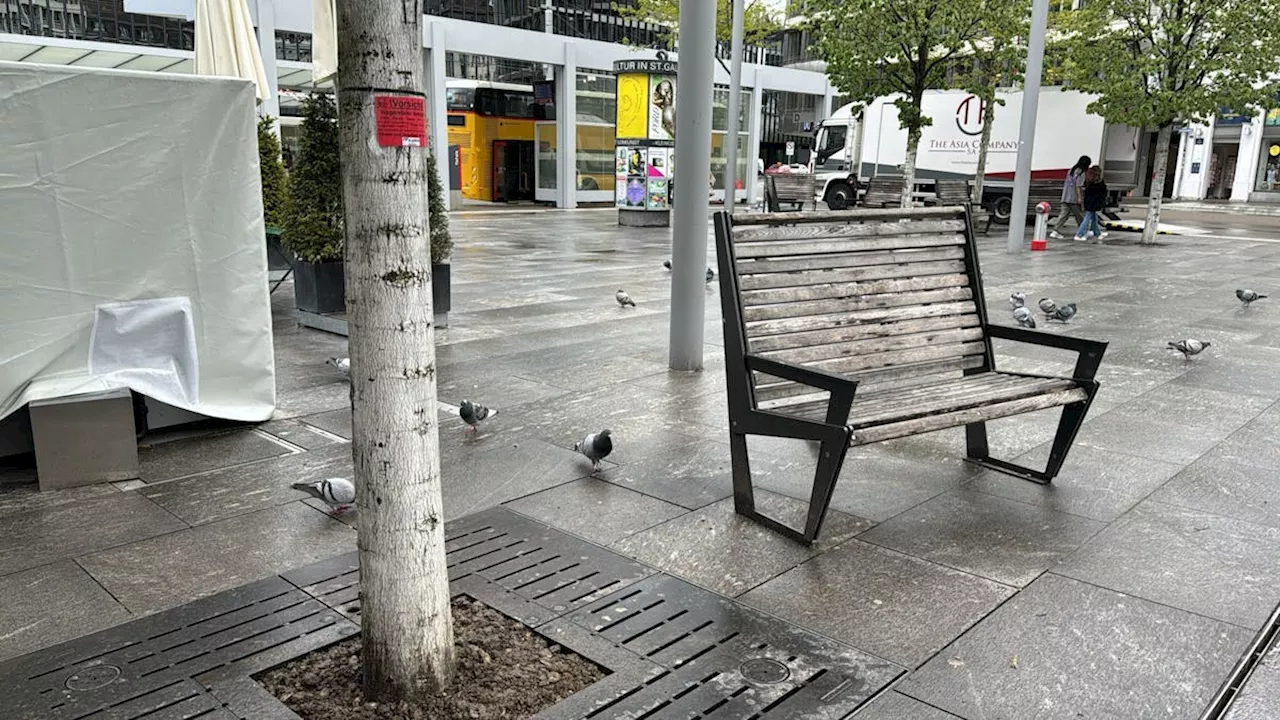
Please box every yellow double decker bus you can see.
[446,80,541,202]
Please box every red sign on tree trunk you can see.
[374,95,427,147]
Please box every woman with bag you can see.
[1049,155,1091,239]
[1074,165,1110,242]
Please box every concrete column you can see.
[254,0,280,126]
[745,80,764,206]
[823,82,835,121]
[1005,0,1050,252]
[722,0,745,208]
[1232,112,1265,202]
[426,22,450,210]
[556,44,578,209]
[1175,123,1211,200]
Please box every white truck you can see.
[810,87,1141,219]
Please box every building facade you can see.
[1173,105,1280,205]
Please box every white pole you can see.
[1005,0,1051,252]
[723,0,745,208]
[669,0,716,371]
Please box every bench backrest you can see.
[769,174,814,200]
[934,179,972,205]
[861,176,903,207]
[714,206,993,410]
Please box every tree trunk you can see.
[335,0,455,703]
[973,93,996,205]
[901,125,921,209]
[1142,125,1173,245]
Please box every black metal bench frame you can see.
[714,206,1108,544]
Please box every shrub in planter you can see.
[282,94,345,313]
[257,116,292,270]
[426,150,453,317]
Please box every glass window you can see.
[1257,140,1280,192]
[446,88,474,111]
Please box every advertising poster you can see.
[624,147,648,207]
[648,75,676,141]
[646,148,669,179]
[615,147,629,206]
[616,73,649,140]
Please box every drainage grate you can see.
[1200,600,1280,720]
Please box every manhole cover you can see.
[65,665,121,691]
[740,657,791,684]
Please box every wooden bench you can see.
[765,174,815,212]
[932,179,993,233]
[859,176,904,208]
[713,206,1108,544]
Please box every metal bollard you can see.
[1030,201,1051,251]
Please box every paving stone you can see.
[0,480,118,520]
[1073,407,1233,466]
[611,490,872,597]
[596,438,736,509]
[0,492,186,577]
[296,408,352,439]
[1225,641,1280,720]
[441,438,594,520]
[272,380,351,420]
[517,354,670,392]
[504,476,688,546]
[968,443,1184,522]
[859,489,1105,587]
[77,502,354,616]
[1170,349,1280,399]
[1055,500,1280,628]
[0,560,132,663]
[742,540,1014,669]
[848,691,963,719]
[1206,425,1280,470]
[257,419,345,451]
[899,573,1251,720]
[1153,456,1280,529]
[140,445,353,525]
[139,428,295,483]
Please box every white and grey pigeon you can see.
[1038,297,1057,317]
[1237,289,1268,307]
[573,429,613,473]
[1009,292,1026,309]
[326,357,350,378]
[616,289,636,307]
[292,477,356,515]
[1013,306,1036,329]
[1168,339,1211,359]
[459,399,497,434]
[1049,303,1077,323]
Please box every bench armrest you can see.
[985,324,1108,381]
[747,355,858,426]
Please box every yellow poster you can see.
[616,73,649,140]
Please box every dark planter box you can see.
[294,260,346,315]
[432,262,451,316]
[265,227,291,272]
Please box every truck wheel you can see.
[825,182,853,210]
[992,196,1013,224]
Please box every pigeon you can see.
[1237,289,1268,307]
[1038,298,1057,317]
[706,267,716,283]
[1013,306,1036,329]
[326,357,350,378]
[663,259,672,271]
[459,399,497,434]
[616,289,636,307]
[1168,338,1211,359]
[573,429,613,473]
[292,477,356,515]
[1049,303,1077,323]
[1009,292,1026,310]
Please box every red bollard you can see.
[1030,201,1051,251]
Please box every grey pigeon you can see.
[616,289,636,307]
[663,259,672,271]
[1038,298,1057,317]
[706,267,716,283]
[1237,289,1268,307]
[1013,306,1036,329]
[292,477,356,515]
[327,357,350,378]
[1050,303,1077,323]
[459,399,497,434]
[573,429,613,473]
[1168,338,1211,359]
[1009,292,1026,309]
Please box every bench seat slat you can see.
[850,388,1089,445]
[743,287,974,322]
[737,259,967,291]
[742,273,970,306]
[754,355,986,408]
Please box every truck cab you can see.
[810,105,861,210]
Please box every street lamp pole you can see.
[1006,0,1051,252]
[723,0,746,209]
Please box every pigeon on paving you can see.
[706,267,716,283]
[616,289,636,307]
[1013,306,1037,329]
[1038,298,1057,317]
[1010,292,1026,309]
[292,477,356,515]
[1237,289,1268,307]
[459,399,497,434]
[574,429,613,473]
[326,357,350,378]
[1168,339,1211,359]
[663,259,672,271]
[1049,303,1077,323]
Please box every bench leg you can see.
[729,427,850,546]
[964,397,1094,484]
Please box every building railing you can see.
[1,0,192,49]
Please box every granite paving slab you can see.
[1055,500,1280,629]
[296,407,353,438]
[595,437,737,509]
[899,573,1250,720]
[439,438,594,520]
[0,480,117,520]
[1074,407,1236,465]
[0,561,133,663]
[139,428,295,483]
[859,489,1105,587]
[1153,456,1280,529]
[849,691,963,719]
[1206,425,1280,471]
[271,380,352,420]
[256,418,345,451]
[503,476,688,546]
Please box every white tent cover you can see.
[0,61,276,423]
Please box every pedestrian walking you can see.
[1049,155,1091,239]
[1074,165,1110,242]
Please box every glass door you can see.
[535,122,558,203]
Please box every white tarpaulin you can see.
[0,61,276,423]
[194,0,270,102]
[312,0,338,85]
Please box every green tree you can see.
[1058,0,1280,244]
[618,0,780,47]
[282,93,344,263]
[426,151,452,264]
[256,116,290,229]
[807,0,991,207]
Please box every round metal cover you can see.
[65,665,121,691]
[740,657,790,684]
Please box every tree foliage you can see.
[282,93,344,263]
[617,0,780,47]
[256,116,290,230]
[426,151,452,264]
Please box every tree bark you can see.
[901,125,921,209]
[1142,125,1173,245]
[973,93,996,205]
[335,0,455,703]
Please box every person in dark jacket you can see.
[1075,165,1109,241]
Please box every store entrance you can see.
[492,140,535,203]
[1207,143,1239,199]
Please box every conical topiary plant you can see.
[256,115,290,230]
[282,93,343,263]
[426,151,452,264]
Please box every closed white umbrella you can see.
[194,0,270,103]
[312,0,338,85]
